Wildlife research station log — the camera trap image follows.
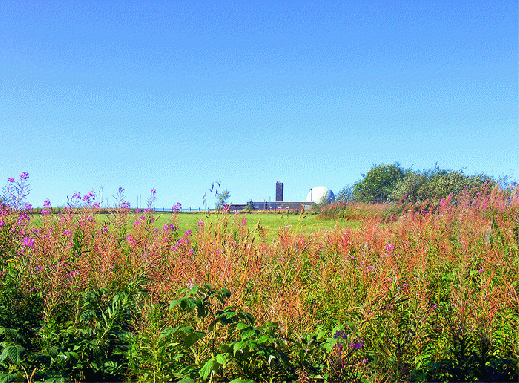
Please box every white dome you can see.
[306,187,335,204]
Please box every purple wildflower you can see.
[43,199,51,207]
[41,209,50,216]
[386,243,395,251]
[22,237,34,248]
[349,340,364,349]
[0,221,5,227]
[19,172,29,180]
[7,177,14,182]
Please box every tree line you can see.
[335,163,511,204]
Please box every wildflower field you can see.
[1,184,518,381]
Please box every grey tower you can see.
[276,182,283,202]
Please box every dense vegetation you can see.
[336,163,499,204]
[0,170,518,382]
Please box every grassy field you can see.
[31,210,361,243]
[1,189,518,382]
[148,211,360,242]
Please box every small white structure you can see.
[306,186,335,204]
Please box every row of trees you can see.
[336,163,503,204]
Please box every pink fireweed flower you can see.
[19,172,29,180]
[189,249,194,254]
[40,209,50,216]
[151,189,156,194]
[386,243,395,251]
[478,269,483,273]
[134,220,141,226]
[126,235,136,244]
[43,199,51,207]
[22,237,34,248]
[197,221,204,226]
[25,203,32,210]
[349,340,364,349]
[7,177,14,182]
[367,266,375,271]
[184,229,192,236]
[93,202,100,207]
[0,221,5,227]
[62,230,72,236]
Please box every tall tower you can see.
[276,181,283,202]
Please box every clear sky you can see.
[1,0,517,209]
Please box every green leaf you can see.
[233,341,246,354]
[236,323,249,330]
[0,345,24,365]
[199,357,221,379]
[216,353,227,366]
[229,379,255,383]
[241,328,258,340]
[176,378,196,383]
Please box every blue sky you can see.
[1,0,517,209]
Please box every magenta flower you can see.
[22,237,34,248]
[367,266,374,271]
[93,202,100,207]
[43,199,51,207]
[349,340,364,349]
[19,172,29,180]
[25,203,32,210]
[386,243,395,251]
[189,249,194,254]
[151,189,156,194]
[197,221,204,226]
[7,177,14,182]
[63,230,72,236]
[41,209,50,216]
[184,229,192,236]
[0,221,5,227]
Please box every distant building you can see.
[306,186,335,204]
[227,182,334,212]
[276,181,283,201]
